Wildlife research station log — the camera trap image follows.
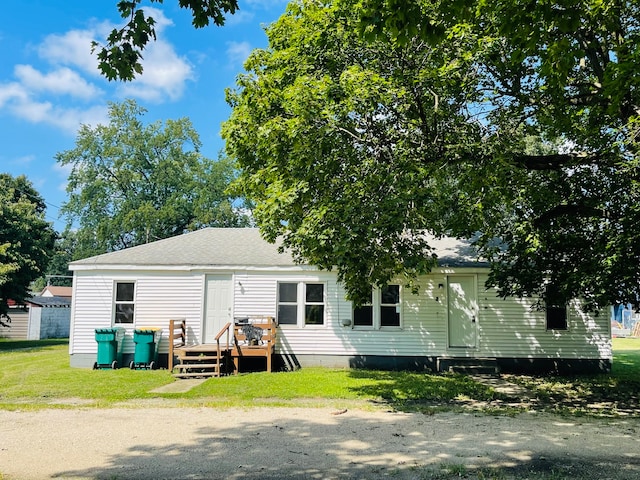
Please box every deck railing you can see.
[168,318,186,372]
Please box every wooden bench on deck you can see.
[231,316,277,374]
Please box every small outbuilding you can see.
[1,296,71,340]
[68,228,611,373]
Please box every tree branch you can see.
[510,152,604,170]
[534,204,606,227]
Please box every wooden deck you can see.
[168,317,276,378]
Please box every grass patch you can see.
[0,337,639,416]
[505,338,640,416]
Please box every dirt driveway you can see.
[1,405,640,479]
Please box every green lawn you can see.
[1,337,639,416]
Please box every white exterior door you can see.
[203,274,233,343]
[447,275,478,348]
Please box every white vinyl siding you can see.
[476,273,610,360]
[70,267,610,364]
[1,308,29,339]
[70,271,204,355]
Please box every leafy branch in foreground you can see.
[94,0,239,80]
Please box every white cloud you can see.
[0,82,28,107]
[14,65,103,99]
[37,25,107,76]
[2,91,108,134]
[113,7,193,102]
[225,9,256,26]
[0,6,193,134]
[142,6,173,31]
[9,154,36,167]
[117,38,193,102]
[226,41,253,69]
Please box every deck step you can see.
[172,371,219,378]
[175,363,222,369]
[177,355,222,361]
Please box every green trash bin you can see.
[93,327,125,369]
[130,328,162,370]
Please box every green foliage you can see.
[223,0,640,309]
[95,0,239,80]
[58,99,250,259]
[0,175,56,326]
[224,0,484,303]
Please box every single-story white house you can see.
[68,228,611,373]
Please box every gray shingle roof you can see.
[69,228,486,269]
[28,296,71,307]
[69,228,293,268]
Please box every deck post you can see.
[168,318,186,372]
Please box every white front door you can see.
[447,275,478,348]
[203,274,233,343]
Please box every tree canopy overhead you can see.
[58,99,250,259]
[223,0,640,309]
[0,174,56,326]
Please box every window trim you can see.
[277,281,327,328]
[352,284,402,330]
[113,281,136,325]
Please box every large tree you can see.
[352,0,640,308]
[0,174,56,327]
[223,0,640,309]
[223,0,489,303]
[58,99,250,259]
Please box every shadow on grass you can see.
[0,338,69,351]
[347,369,507,412]
[347,348,640,417]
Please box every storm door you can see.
[203,274,233,343]
[447,275,478,348]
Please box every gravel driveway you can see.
[1,406,640,479]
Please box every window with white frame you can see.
[114,281,135,324]
[380,285,401,327]
[277,282,325,326]
[352,284,401,329]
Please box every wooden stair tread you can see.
[177,355,223,361]
[174,363,222,369]
[173,372,218,378]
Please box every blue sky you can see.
[1,0,288,232]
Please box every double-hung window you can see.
[114,281,135,324]
[545,284,568,330]
[277,282,325,327]
[353,291,373,327]
[380,285,401,327]
[352,284,401,329]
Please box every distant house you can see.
[40,285,73,300]
[67,228,612,373]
